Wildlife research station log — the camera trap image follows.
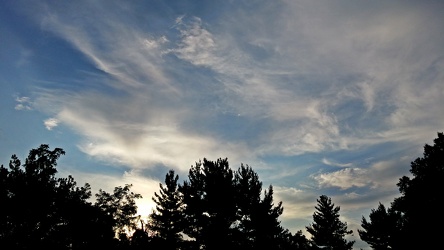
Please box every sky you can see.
[1,0,444,249]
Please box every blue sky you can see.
[1,1,444,249]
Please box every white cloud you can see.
[312,156,412,191]
[42,90,253,172]
[14,96,32,110]
[274,186,316,219]
[34,0,444,165]
[171,17,217,67]
[44,118,59,130]
[313,168,372,190]
[25,0,442,173]
[322,158,353,168]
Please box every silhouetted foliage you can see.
[179,158,238,249]
[306,195,354,250]
[255,185,286,249]
[0,144,143,249]
[233,164,290,250]
[9,133,442,250]
[358,203,402,250]
[233,164,263,249]
[130,226,150,249]
[359,132,444,249]
[148,169,184,250]
[0,145,115,249]
[288,230,313,250]
[95,183,142,239]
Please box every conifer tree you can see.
[360,132,444,249]
[179,158,237,250]
[234,165,287,250]
[254,185,286,249]
[306,195,354,250]
[392,132,444,249]
[148,170,183,250]
[358,203,402,250]
[234,164,262,249]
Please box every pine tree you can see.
[179,158,237,250]
[148,170,183,250]
[179,160,207,248]
[359,132,444,249]
[254,185,286,249]
[358,203,402,250]
[306,195,354,250]
[234,165,287,250]
[234,164,262,249]
[387,132,444,249]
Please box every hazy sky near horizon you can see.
[1,1,444,249]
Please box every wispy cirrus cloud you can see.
[24,0,443,170]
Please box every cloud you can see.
[322,158,353,168]
[14,96,32,110]
[44,117,59,130]
[312,156,411,192]
[274,186,316,219]
[171,17,217,67]
[40,90,252,172]
[313,168,372,190]
[28,0,444,174]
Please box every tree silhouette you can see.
[360,132,444,249]
[130,225,150,250]
[95,184,142,240]
[148,169,184,250]
[287,230,313,250]
[0,145,115,249]
[233,164,262,249]
[233,164,288,249]
[254,185,286,249]
[392,132,444,249]
[179,158,237,249]
[358,203,402,250]
[306,195,354,250]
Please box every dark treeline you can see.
[1,132,443,249]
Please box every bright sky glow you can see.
[1,1,443,249]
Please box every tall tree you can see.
[254,185,286,249]
[179,158,237,250]
[233,164,263,249]
[393,132,444,249]
[179,159,206,248]
[363,132,444,249]
[148,169,184,250]
[95,184,142,240]
[306,195,354,250]
[358,203,402,250]
[234,164,288,250]
[0,145,115,249]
